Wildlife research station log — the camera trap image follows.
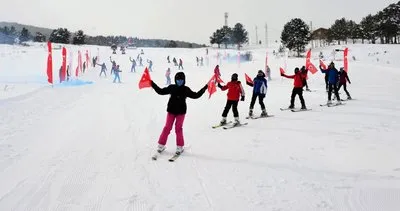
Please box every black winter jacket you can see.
[151,81,207,115]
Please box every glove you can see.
[240,96,245,101]
[217,83,223,89]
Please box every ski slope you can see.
[1,43,400,210]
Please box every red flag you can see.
[79,51,83,73]
[46,41,53,84]
[307,62,318,74]
[319,60,327,70]
[344,48,348,72]
[215,74,224,84]
[244,73,253,84]
[139,67,152,89]
[61,47,67,82]
[279,67,285,75]
[207,75,217,99]
[85,50,90,68]
[76,51,82,77]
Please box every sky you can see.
[0,0,398,45]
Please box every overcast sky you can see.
[0,0,397,44]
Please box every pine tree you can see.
[49,28,71,44]
[19,27,31,42]
[34,32,46,42]
[72,30,86,45]
[280,18,311,57]
[232,23,249,50]
[330,18,348,44]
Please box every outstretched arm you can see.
[186,85,208,99]
[218,83,228,91]
[151,81,171,95]
[246,81,254,87]
[346,73,351,84]
[281,73,295,79]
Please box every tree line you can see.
[0,26,206,48]
[209,23,249,49]
[280,1,400,56]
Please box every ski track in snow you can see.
[0,43,400,210]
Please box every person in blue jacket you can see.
[320,62,341,104]
[246,70,268,117]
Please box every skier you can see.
[66,65,70,81]
[217,73,245,126]
[151,72,208,155]
[147,59,153,72]
[165,67,171,85]
[246,70,268,117]
[113,65,121,83]
[97,62,107,77]
[337,67,352,100]
[129,57,136,72]
[214,65,221,77]
[173,57,177,66]
[281,67,307,109]
[320,62,341,105]
[265,65,271,80]
[301,66,310,91]
[167,55,170,63]
[109,57,116,75]
[83,62,86,73]
[178,59,183,70]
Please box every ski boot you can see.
[233,117,240,126]
[157,144,166,153]
[176,146,184,155]
[327,100,333,106]
[301,105,307,110]
[248,109,254,118]
[220,117,227,125]
[347,95,352,100]
[260,109,268,117]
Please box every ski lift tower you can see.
[224,12,228,26]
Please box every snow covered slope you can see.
[0,43,400,210]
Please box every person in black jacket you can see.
[151,72,208,155]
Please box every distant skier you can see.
[150,72,208,155]
[113,65,122,83]
[320,62,341,105]
[217,73,245,126]
[109,57,116,75]
[147,59,153,72]
[178,59,183,70]
[265,65,271,80]
[129,57,136,72]
[167,55,170,63]
[66,65,70,81]
[173,57,177,66]
[165,68,171,85]
[83,62,86,73]
[337,67,352,100]
[97,62,107,77]
[281,67,307,110]
[246,70,268,117]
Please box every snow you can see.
[1,42,400,210]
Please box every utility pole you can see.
[310,21,313,49]
[255,25,258,45]
[224,12,228,26]
[265,23,268,48]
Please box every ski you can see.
[246,115,274,119]
[328,103,345,107]
[169,153,182,162]
[212,121,232,129]
[152,150,164,160]
[291,108,312,112]
[223,122,248,129]
[280,108,294,111]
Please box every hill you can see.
[0,21,206,48]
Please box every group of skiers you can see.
[150,61,353,156]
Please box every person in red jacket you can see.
[337,67,352,100]
[218,73,245,126]
[281,67,307,109]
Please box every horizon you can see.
[0,0,398,45]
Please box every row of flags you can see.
[46,41,92,84]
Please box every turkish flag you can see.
[244,73,253,84]
[139,67,152,89]
[307,62,318,74]
[319,60,327,70]
[61,47,67,82]
[46,41,53,84]
[207,75,217,99]
[280,67,285,75]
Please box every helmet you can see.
[257,70,265,77]
[231,73,238,81]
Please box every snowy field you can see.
[1,42,400,210]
